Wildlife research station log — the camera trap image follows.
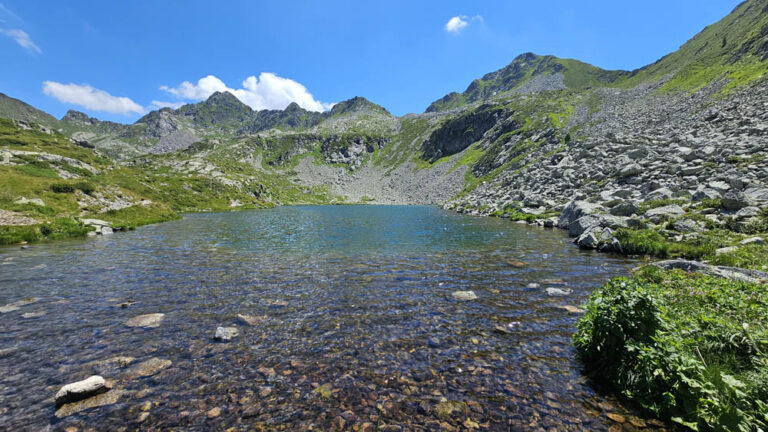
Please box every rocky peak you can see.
[329,96,390,116]
[61,110,101,126]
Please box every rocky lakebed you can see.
[0,205,667,431]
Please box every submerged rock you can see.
[236,314,265,326]
[214,326,239,341]
[125,313,165,328]
[545,287,572,296]
[55,375,110,407]
[451,291,478,301]
[55,389,125,418]
[124,358,172,380]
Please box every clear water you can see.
[0,205,661,430]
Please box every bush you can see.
[575,270,768,430]
[50,183,75,193]
[39,218,91,240]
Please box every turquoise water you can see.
[0,206,661,430]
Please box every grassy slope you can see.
[0,118,337,245]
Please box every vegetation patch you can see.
[574,268,768,430]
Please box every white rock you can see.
[451,291,478,301]
[55,375,109,407]
[214,326,239,341]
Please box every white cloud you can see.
[149,100,186,110]
[42,81,145,115]
[445,15,483,34]
[160,72,333,112]
[445,16,468,33]
[1,28,40,53]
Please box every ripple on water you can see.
[0,206,665,430]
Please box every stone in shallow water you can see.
[125,313,165,328]
[557,305,585,314]
[124,358,172,380]
[236,314,265,326]
[55,389,125,418]
[451,291,478,301]
[21,311,46,319]
[55,375,110,407]
[545,287,572,296]
[0,297,40,314]
[214,326,239,341]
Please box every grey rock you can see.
[55,375,110,407]
[740,237,765,245]
[644,204,685,219]
[545,287,572,296]
[652,259,768,284]
[671,218,705,233]
[558,201,603,230]
[610,202,639,216]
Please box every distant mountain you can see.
[427,0,768,112]
[0,93,59,128]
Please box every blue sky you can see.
[1,0,743,122]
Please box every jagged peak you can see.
[203,91,250,108]
[61,110,92,122]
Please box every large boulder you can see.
[558,201,603,230]
[644,204,685,219]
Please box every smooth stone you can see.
[558,305,585,314]
[125,313,165,328]
[740,237,765,245]
[451,291,478,301]
[124,358,172,380]
[21,311,46,318]
[55,375,110,407]
[0,297,40,314]
[716,246,739,255]
[55,389,125,418]
[236,314,265,326]
[545,287,572,296]
[214,326,239,341]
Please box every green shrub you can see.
[575,270,768,430]
[0,225,40,245]
[39,218,91,240]
[50,183,75,193]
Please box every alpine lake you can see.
[0,205,665,431]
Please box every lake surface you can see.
[0,205,662,431]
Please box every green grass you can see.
[575,268,768,430]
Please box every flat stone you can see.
[214,326,239,341]
[236,314,266,326]
[451,291,478,301]
[740,237,765,245]
[716,246,739,255]
[124,358,172,380]
[557,305,585,314]
[546,287,572,296]
[125,313,165,328]
[21,311,46,319]
[55,375,110,407]
[55,389,125,418]
[0,297,40,314]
